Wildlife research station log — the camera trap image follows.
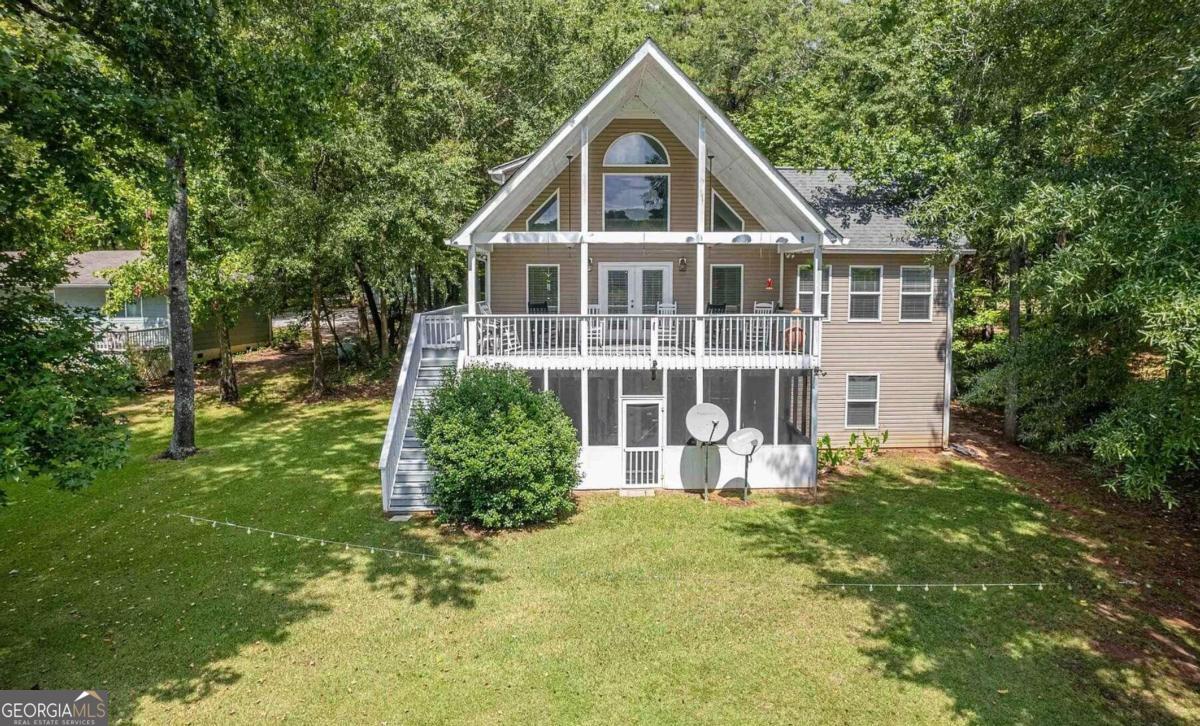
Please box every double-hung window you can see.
[709,265,742,311]
[899,266,934,321]
[848,266,882,321]
[845,374,880,428]
[526,265,559,312]
[796,265,832,319]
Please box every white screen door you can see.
[622,399,663,486]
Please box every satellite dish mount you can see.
[685,403,729,501]
[727,427,765,502]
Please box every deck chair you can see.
[747,302,776,351]
[656,301,680,352]
[586,304,606,349]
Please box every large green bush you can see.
[414,366,579,528]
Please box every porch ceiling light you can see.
[733,233,752,244]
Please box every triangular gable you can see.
[449,38,840,247]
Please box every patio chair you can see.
[656,301,679,352]
[747,302,776,351]
[587,304,606,349]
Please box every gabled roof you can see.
[450,39,841,247]
[779,169,970,251]
[60,250,143,287]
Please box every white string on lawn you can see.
[166,513,1158,593]
[168,513,455,563]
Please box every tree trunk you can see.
[322,298,344,369]
[353,256,384,355]
[216,307,239,404]
[1003,243,1023,442]
[310,268,327,395]
[354,293,370,350]
[377,290,391,357]
[164,150,197,459]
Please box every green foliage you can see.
[0,251,133,502]
[1075,378,1199,508]
[273,320,304,351]
[818,430,888,472]
[415,366,578,529]
[125,345,170,386]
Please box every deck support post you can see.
[579,124,590,356]
[466,243,477,356]
[695,115,707,401]
[810,243,822,486]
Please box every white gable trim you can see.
[449,44,655,248]
[448,39,840,248]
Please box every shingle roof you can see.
[776,168,945,250]
[61,250,144,287]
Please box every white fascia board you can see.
[448,45,656,247]
[640,41,841,241]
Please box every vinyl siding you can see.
[503,118,763,232]
[194,304,273,355]
[483,246,949,448]
[817,254,948,448]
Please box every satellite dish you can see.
[727,427,764,502]
[727,427,764,457]
[685,403,729,444]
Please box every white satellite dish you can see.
[727,427,764,501]
[727,427,764,457]
[685,403,729,444]
[685,403,729,501]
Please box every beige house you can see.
[380,40,968,515]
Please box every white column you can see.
[694,115,707,401]
[466,243,477,356]
[579,125,590,354]
[810,242,822,487]
[943,254,958,448]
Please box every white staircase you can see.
[379,306,465,516]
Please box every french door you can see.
[622,398,663,487]
[600,264,671,314]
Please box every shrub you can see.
[414,366,579,528]
[274,319,304,350]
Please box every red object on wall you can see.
[765,277,775,291]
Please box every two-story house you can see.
[379,40,967,515]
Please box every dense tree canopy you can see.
[2,0,1196,504]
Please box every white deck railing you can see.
[96,326,170,354]
[463,313,820,367]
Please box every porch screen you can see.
[778,370,811,444]
[527,265,559,312]
[588,370,618,445]
[667,370,696,445]
[710,265,742,311]
[702,370,737,444]
[740,371,775,445]
[548,370,582,442]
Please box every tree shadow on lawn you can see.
[1,388,498,722]
[732,459,1195,724]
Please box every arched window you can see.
[603,133,670,166]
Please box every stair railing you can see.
[378,304,467,512]
[379,311,426,512]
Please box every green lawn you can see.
[2,360,1197,724]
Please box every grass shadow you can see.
[0,361,498,721]
[731,458,1195,724]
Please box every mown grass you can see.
[1,361,1197,724]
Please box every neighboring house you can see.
[379,40,969,515]
[54,250,272,361]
